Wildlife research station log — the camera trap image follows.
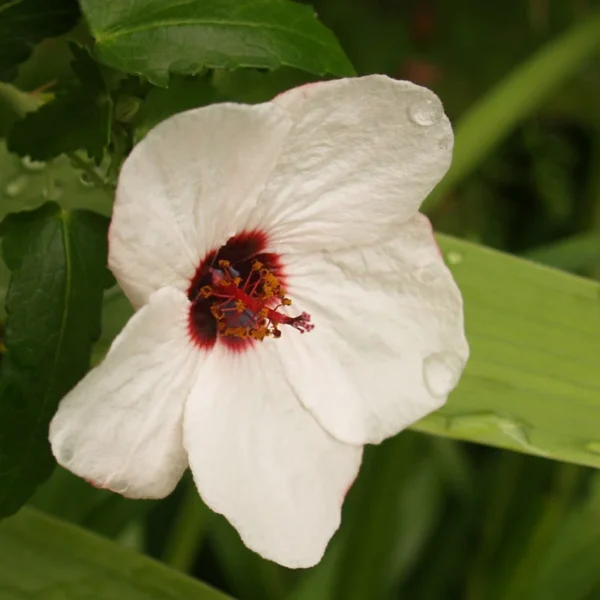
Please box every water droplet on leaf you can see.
[445,412,549,456]
[4,175,29,197]
[79,173,95,188]
[407,97,443,126]
[42,180,64,200]
[446,251,463,265]
[585,442,600,455]
[422,351,464,398]
[21,156,46,171]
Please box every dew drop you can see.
[446,251,463,265]
[57,444,75,464]
[108,479,130,494]
[79,173,95,188]
[407,97,443,127]
[415,262,443,284]
[4,175,29,198]
[422,351,465,398]
[21,156,46,172]
[42,180,64,200]
[585,441,600,455]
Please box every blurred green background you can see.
[2,0,600,599]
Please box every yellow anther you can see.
[218,260,231,268]
[211,305,224,320]
[282,298,292,306]
[235,300,246,313]
[252,261,263,271]
[200,285,212,298]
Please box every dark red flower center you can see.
[187,230,313,352]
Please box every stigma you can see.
[198,259,314,341]
[186,230,314,351]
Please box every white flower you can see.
[49,75,468,568]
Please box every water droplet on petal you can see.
[422,351,465,398]
[108,479,130,494]
[415,262,443,284]
[4,175,29,197]
[21,156,46,171]
[57,443,75,464]
[446,251,463,265]
[407,97,443,127]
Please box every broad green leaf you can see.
[0,202,111,517]
[80,0,355,87]
[8,45,112,164]
[424,12,600,210]
[0,141,113,317]
[135,75,220,142]
[0,0,80,80]
[0,81,38,136]
[0,507,232,599]
[29,465,156,539]
[414,235,600,469]
[524,233,600,272]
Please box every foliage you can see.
[0,202,111,516]
[0,0,600,598]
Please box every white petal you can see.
[276,213,469,445]
[50,287,199,499]
[110,103,293,308]
[249,75,453,251]
[184,344,362,568]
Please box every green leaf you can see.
[161,479,210,573]
[7,44,112,164]
[413,234,600,469]
[0,0,80,81]
[335,433,425,600]
[0,81,38,136]
[286,539,343,600]
[424,12,600,211]
[523,233,600,272]
[0,507,232,599]
[135,75,220,142]
[530,472,600,600]
[210,514,291,600]
[80,0,355,87]
[0,141,113,320]
[0,202,111,517]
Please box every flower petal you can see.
[184,343,362,568]
[249,75,453,251]
[50,287,198,499]
[111,103,293,308]
[277,213,469,445]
